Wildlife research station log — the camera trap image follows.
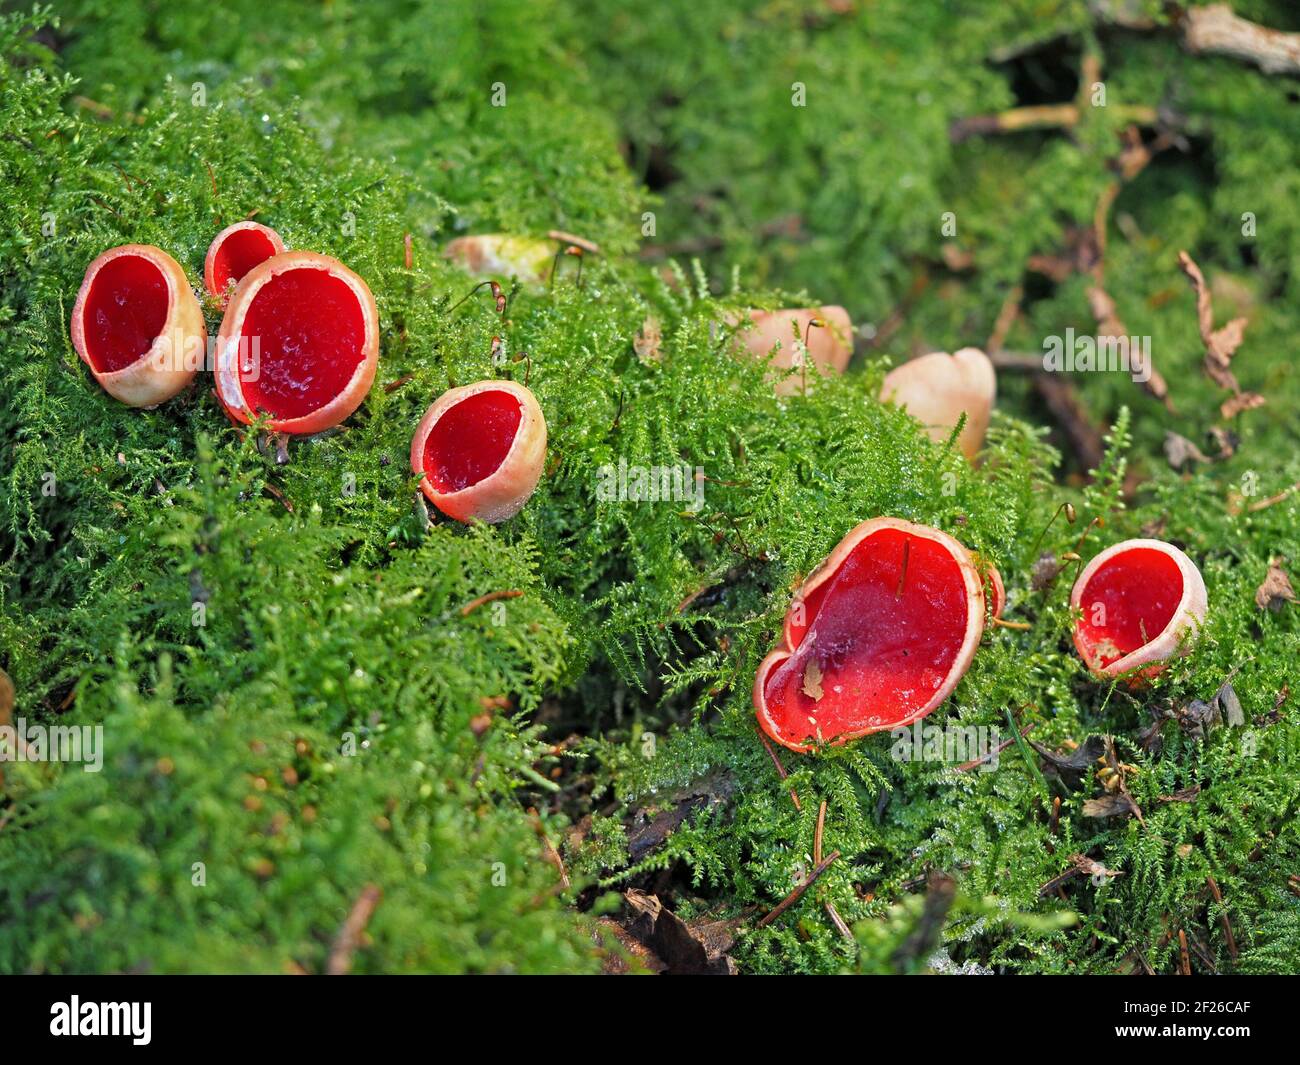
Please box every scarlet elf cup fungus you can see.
[734,306,854,395]
[754,517,988,752]
[1070,539,1208,679]
[215,251,379,435]
[880,347,996,461]
[204,221,286,305]
[410,380,547,524]
[70,244,206,408]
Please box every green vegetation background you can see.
[1,0,1297,973]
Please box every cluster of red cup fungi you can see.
[70,229,1210,755]
[755,516,1209,752]
[736,302,1208,752]
[70,229,549,526]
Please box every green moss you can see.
[2,2,1298,974]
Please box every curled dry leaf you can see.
[1219,681,1245,727]
[1178,249,1264,417]
[800,659,824,701]
[1082,792,1140,819]
[1166,680,1245,740]
[1220,391,1266,420]
[1164,430,1209,470]
[596,918,666,974]
[1255,558,1297,611]
[621,889,739,975]
[1029,735,1105,791]
[1207,425,1238,460]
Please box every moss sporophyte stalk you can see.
[5,1,1300,977]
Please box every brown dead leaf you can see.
[1218,682,1245,727]
[1101,736,1146,826]
[622,889,739,975]
[1220,391,1266,420]
[1255,558,1297,611]
[802,659,825,701]
[1164,430,1209,470]
[1158,784,1202,804]
[1178,250,1261,414]
[595,917,667,974]
[1162,679,1244,741]
[1207,317,1248,376]
[625,770,735,862]
[1083,793,1140,818]
[1207,425,1238,460]
[1030,734,1105,790]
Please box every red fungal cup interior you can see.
[211,228,279,295]
[764,527,969,743]
[82,254,168,374]
[239,267,365,420]
[422,390,523,493]
[1074,547,1183,669]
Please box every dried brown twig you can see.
[326,884,383,975]
[757,850,840,929]
[1181,3,1300,76]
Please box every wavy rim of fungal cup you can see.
[70,243,206,408]
[1070,538,1208,679]
[215,250,379,435]
[754,516,988,752]
[204,221,287,306]
[879,346,996,461]
[410,379,548,524]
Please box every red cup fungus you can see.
[215,250,379,435]
[204,221,286,306]
[984,562,1006,620]
[410,379,547,524]
[754,516,989,752]
[1070,538,1208,679]
[880,347,996,461]
[734,306,854,395]
[70,243,206,408]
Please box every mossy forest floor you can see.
[1,1,1299,974]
